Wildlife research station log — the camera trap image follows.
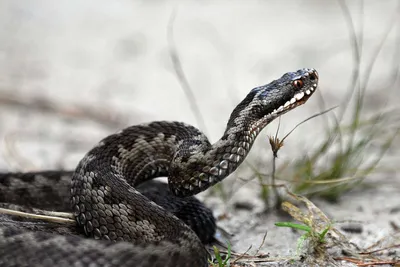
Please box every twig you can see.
[335,257,399,266]
[359,1,400,97]
[336,0,362,121]
[254,231,268,255]
[167,9,208,135]
[0,208,74,224]
[231,244,253,264]
[280,106,338,144]
[270,117,282,208]
[360,244,400,255]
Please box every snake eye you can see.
[293,80,304,89]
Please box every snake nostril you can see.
[309,71,318,81]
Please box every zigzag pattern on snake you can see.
[0,68,318,267]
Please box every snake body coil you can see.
[0,68,318,267]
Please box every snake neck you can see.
[169,94,277,197]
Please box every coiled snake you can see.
[0,68,318,267]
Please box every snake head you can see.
[172,68,319,198]
[255,68,318,118]
[226,68,318,131]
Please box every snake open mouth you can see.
[270,71,318,117]
[275,83,317,113]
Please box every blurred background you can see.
[0,0,398,166]
[0,0,399,261]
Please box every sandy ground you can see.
[0,1,399,266]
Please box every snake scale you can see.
[0,68,318,267]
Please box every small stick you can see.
[0,208,74,224]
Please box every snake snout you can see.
[309,69,318,81]
[261,68,318,117]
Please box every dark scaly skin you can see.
[0,171,73,211]
[0,68,318,267]
[0,173,216,244]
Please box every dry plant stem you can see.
[267,107,336,208]
[360,244,400,255]
[231,245,253,264]
[280,106,338,144]
[0,208,74,224]
[215,231,268,265]
[348,2,400,151]
[352,3,400,136]
[338,0,399,158]
[358,1,400,96]
[365,231,400,251]
[271,148,281,209]
[271,119,282,209]
[167,10,208,135]
[0,92,127,128]
[336,0,361,122]
[384,13,400,91]
[254,231,268,255]
[288,174,376,185]
[335,257,400,266]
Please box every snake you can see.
[0,68,318,267]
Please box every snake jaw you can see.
[270,78,318,117]
[259,68,319,119]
